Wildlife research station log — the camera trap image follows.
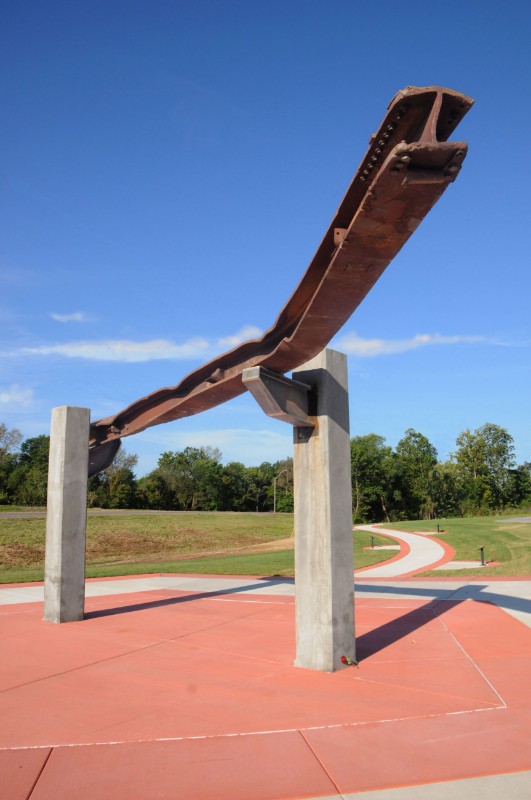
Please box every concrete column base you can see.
[293,349,355,671]
[43,406,89,623]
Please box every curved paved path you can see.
[355,524,450,577]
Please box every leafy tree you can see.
[0,422,23,460]
[480,423,516,505]
[430,461,461,518]
[88,448,139,508]
[395,429,438,519]
[137,471,174,510]
[350,434,394,522]
[218,461,249,511]
[270,457,294,513]
[155,446,223,510]
[8,435,50,505]
[452,423,515,512]
[506,463,531,508]
[0,423,23,503]
[20,435,50,469]
[241,462,275,512]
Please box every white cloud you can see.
[217,325,262,347]
[335,332,489,358]
[21,338,210,362]
[0,384,34,407]
[50,311,91,323]
[13,324,264,364]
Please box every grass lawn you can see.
[380,515,531,576]
[0,511,392,583]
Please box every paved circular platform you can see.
[1,575,530,799]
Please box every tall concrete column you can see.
[44,406,90,623]
[292,349,355,671]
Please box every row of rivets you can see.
[359,106,407,183]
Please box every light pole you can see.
[273,468,288,513]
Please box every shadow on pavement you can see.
[83,578,292,619]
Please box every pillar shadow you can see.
[83,577,293,619]
[354,582,531,660]
[355,597,461,660]
[83,577,530,664]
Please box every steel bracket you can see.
[242,367,315,428]
[333,227,348,246]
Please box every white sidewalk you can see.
[1,574,530,627]
[355,524,448,577]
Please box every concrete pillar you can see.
[44,406,90,623]
[292,349,355,671]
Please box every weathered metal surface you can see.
[88,438,121,478]
[89,86,472,458]
[242,367,314,428]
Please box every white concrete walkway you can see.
[0,526,450,608]
[0,575,296,606]
[355,524,448,577]
[1,575,530,627]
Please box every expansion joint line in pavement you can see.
[0,637,174,696]
[298,728,343,797]
[429,600,507,708]
[27,746,52,798]
[3,706,510,753]
[0,603,266,695]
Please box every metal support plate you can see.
[242,367,315,428]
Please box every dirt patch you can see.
[106,536,295,565]
[0,542,44,566]
[0,523,295,569]
[86,531,173,560]
[199,535,295,558]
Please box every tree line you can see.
[351,425,530,522]
[0,424,294,513]
[1,421,530,520]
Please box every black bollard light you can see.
[479,546,486,566]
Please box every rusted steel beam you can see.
[88,438,121,477]
[89,86,473,460]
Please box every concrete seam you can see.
[168,605,279,643]
[429,601,508,708]
[26,746,52,799]
[297,729,344,798]
[1,604,282,695]
[1,707,507,751]
[346,670,503,709]
[0,637,192,696]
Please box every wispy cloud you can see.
[11,324,264,363]
[20,338,210,362]
[0,384,34,407]
[335,332,492,358]
[217,325,262,347]
[50,311,92,323]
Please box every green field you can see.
[381,515,531,576]
[0,512,392,584]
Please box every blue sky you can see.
[1,0,530,475]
